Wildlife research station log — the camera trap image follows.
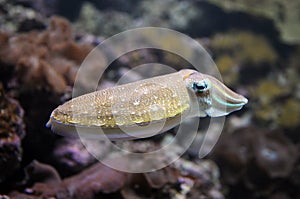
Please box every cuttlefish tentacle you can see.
[182,70,247,117]
[47,69,248,140]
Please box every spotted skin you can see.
[47,69,248,140]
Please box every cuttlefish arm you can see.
[182,69,248,117]
[47,69,248,140]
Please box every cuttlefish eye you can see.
[192,81,209,92]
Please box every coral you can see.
[215,55,238,86]
[277,99,300,128]
[211,127,298,198]
[63,162,127,197]
[207,0,300,43]
[0,15,109,193]
[0,0,46,33]
[25,160,61,184]
[51,138,97,177]
[209,31,278,87]
[254,131,297,178]
[74,0,199,37]
[138,0,198,30]
[0,16,94,93]
[254,80,286,105]
[0,83,25,183]
[10,160,127,199]
[253,104,277,124]
[252,78,300,129]
[4,1,300,198]
[211,31,278,66]
[74,2,134,37]
[10,158,224,199]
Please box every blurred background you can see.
[0,0,299,198]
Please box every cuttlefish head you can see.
[182,69,248,117]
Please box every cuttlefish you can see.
[47,69,248,140]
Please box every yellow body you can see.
[51,71,190,128]
[47,69,248,140]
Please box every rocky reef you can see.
[207,0,300,44]
[0,16,93,93]
[8,159,223,199]
[0,83,25,184]
[211,127,299,198]
[0,0,300,199]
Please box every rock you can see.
[0,83,25,183]
[211,127,298,197]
